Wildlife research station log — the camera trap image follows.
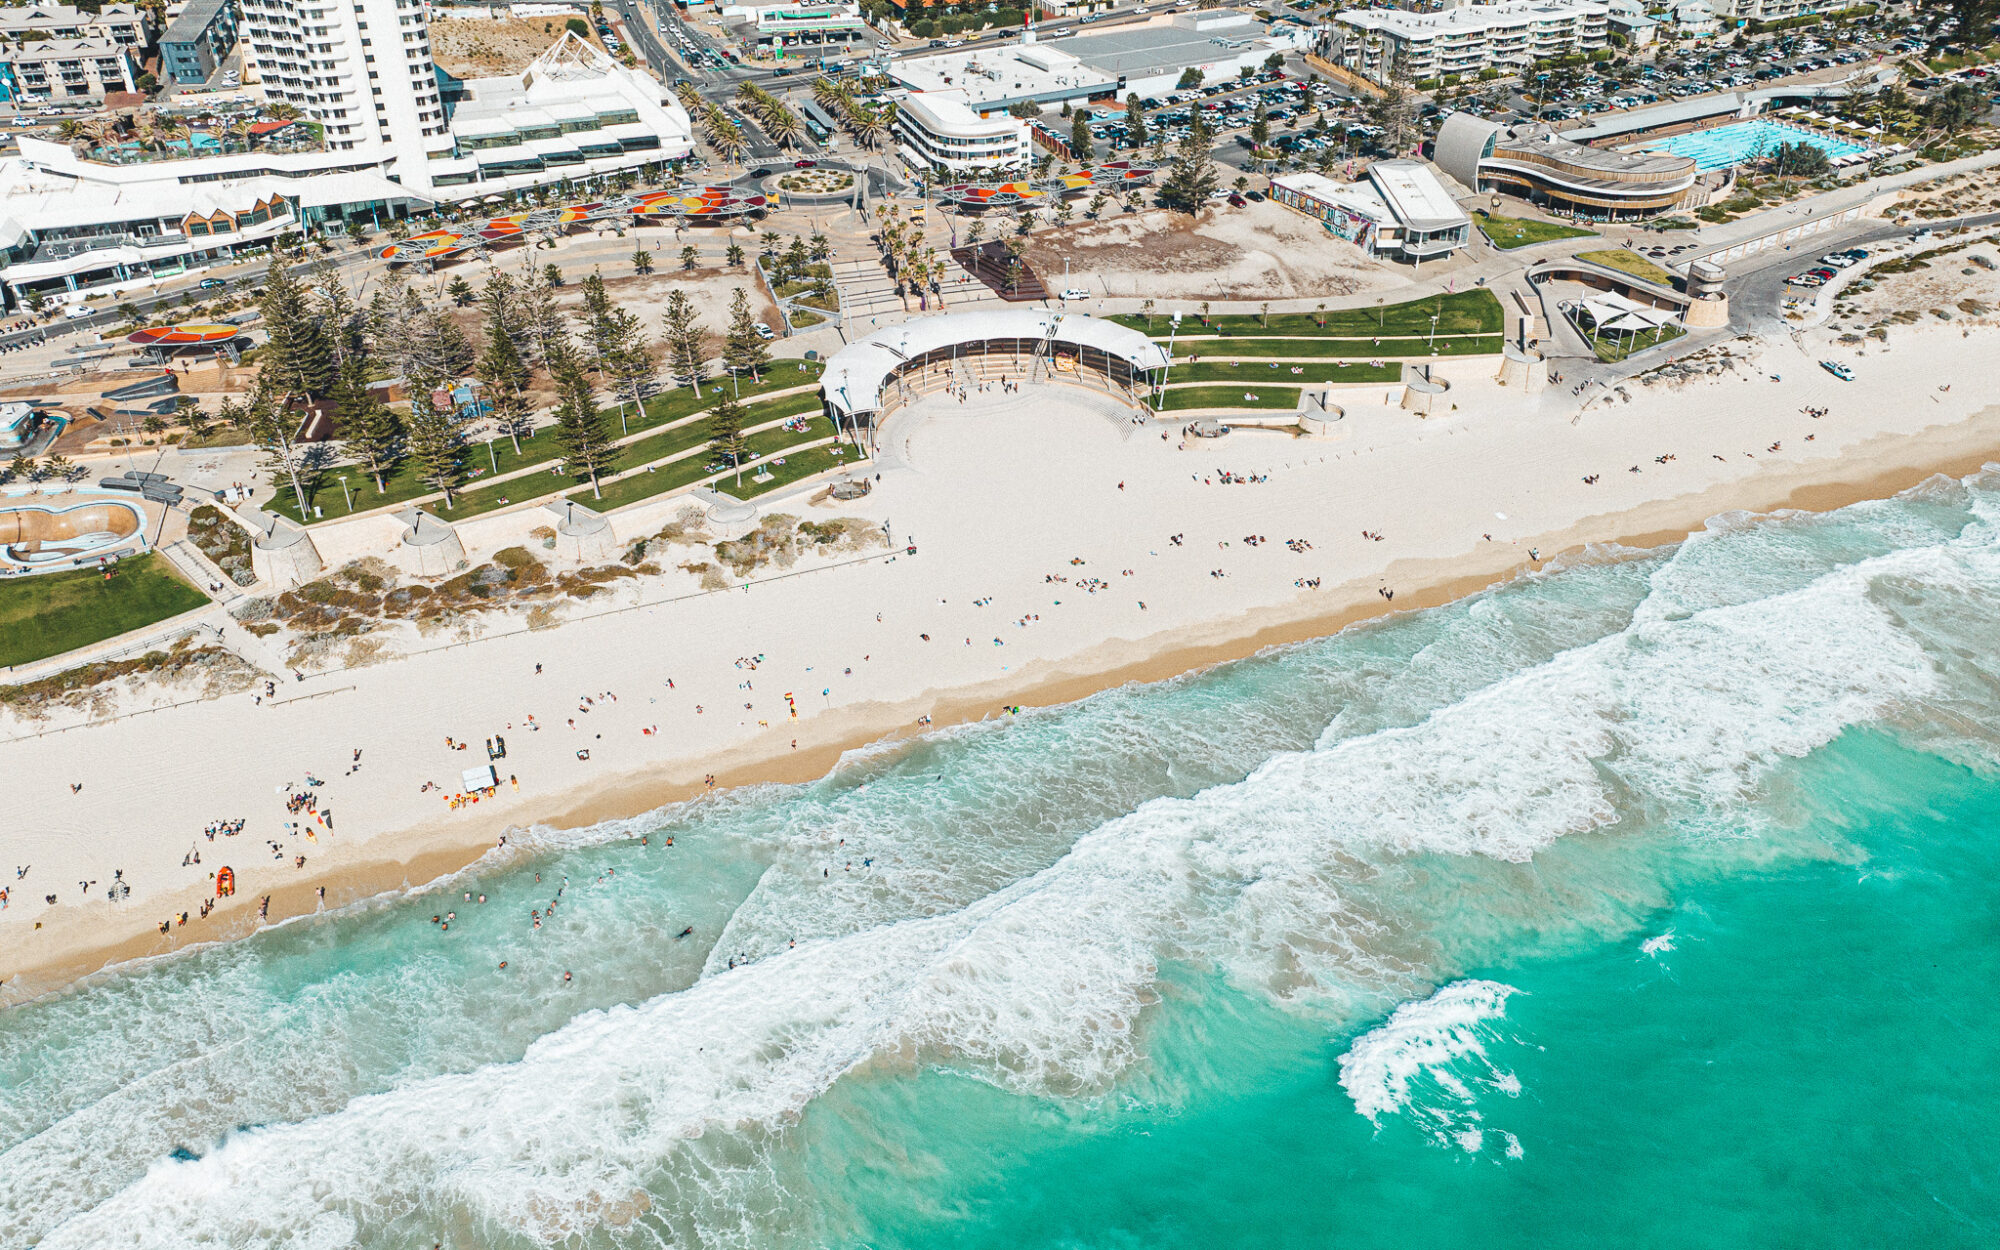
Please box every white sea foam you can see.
[1641,930,1676,957]
[1336,980,1519,1124]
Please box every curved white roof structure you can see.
[821,310,1170,418]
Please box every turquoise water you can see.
[1640,119,1871,171]
[4,472,2000,1247]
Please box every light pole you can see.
[1428,313,1439,351]
[338,475,352,511]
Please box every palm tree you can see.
[761,101,802,149]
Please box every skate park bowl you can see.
[0,495,146,571]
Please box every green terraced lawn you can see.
[1158,385,1302,412]
[1576,248,1677,287]
[434,393,828,520]
[1112,289,1503,338]
[717,442,862,500]
[1164,360,1402,385]
[1174,335,1502,359]
[279,362,824,524]
[0,553,210,668]
[1472,210,1596,250]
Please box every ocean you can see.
[4,470,1999,1248]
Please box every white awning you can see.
[822,310,1169,417]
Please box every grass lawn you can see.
[1584,321,1686,362]
[717,442,859,500]
[1165,360,1403,385]
[276,362,824,524]
[1576,248,1677,287]
[1158,385,1303,412]
[433,393,828,521]
[1112,289,1504,338]
[1173,335,1503,359]
[0,553,210,668]
[1472,209,1596,250]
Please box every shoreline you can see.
[8,410,1997,1003]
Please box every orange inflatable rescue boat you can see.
[216,866,235,898]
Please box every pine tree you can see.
[598,307,655,426]
[479,270,524,348]
[446,276,476,306]
[333,353,403,493]
[1071,109,1094,161]
[415,306,477,379]
[1126,94,1147,150]
[312,262,360,367]
[1159,117,1219,212]
[549,348,615,499]
[488,381,535,456]
[518,266,567,367]
[243,383,322,520]
[403,377,466,508]
[478,310,530,398]
[706,392,746,480]
[660,290,707,390]
[721,288,770,383]
[258,263,335,402]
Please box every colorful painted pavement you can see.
[378,185,769,265]
[933,160,1156,210]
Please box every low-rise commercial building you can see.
[161,0,243,85]
[1325,0,1608,86]
[892,90,1032,174]
[1434,113,1699,217]
[721,2,874,55]
[1269,160,1471,266]
[889,12,1297,112]
[0,38,138,103]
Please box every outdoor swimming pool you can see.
[1637,119,1871,171]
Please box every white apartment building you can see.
[892,90,1031,175]
[1327,0,1609,84]
[1709,0,1807,20]
[0,3,154,48]
[241,0,453,157]
[3,38,138,102]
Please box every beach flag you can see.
[784,692,798,720]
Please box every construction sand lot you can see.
[428,14,607,76]
[1017,200,1423,302]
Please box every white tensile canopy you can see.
[820,310,1171,419]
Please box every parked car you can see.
[752,321,775,340]
[1060,287,1089,300]
[62,304,94,320]
[1820,359,1854,381]
[199,277,228,290]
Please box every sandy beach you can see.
[4,318,1999,999]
